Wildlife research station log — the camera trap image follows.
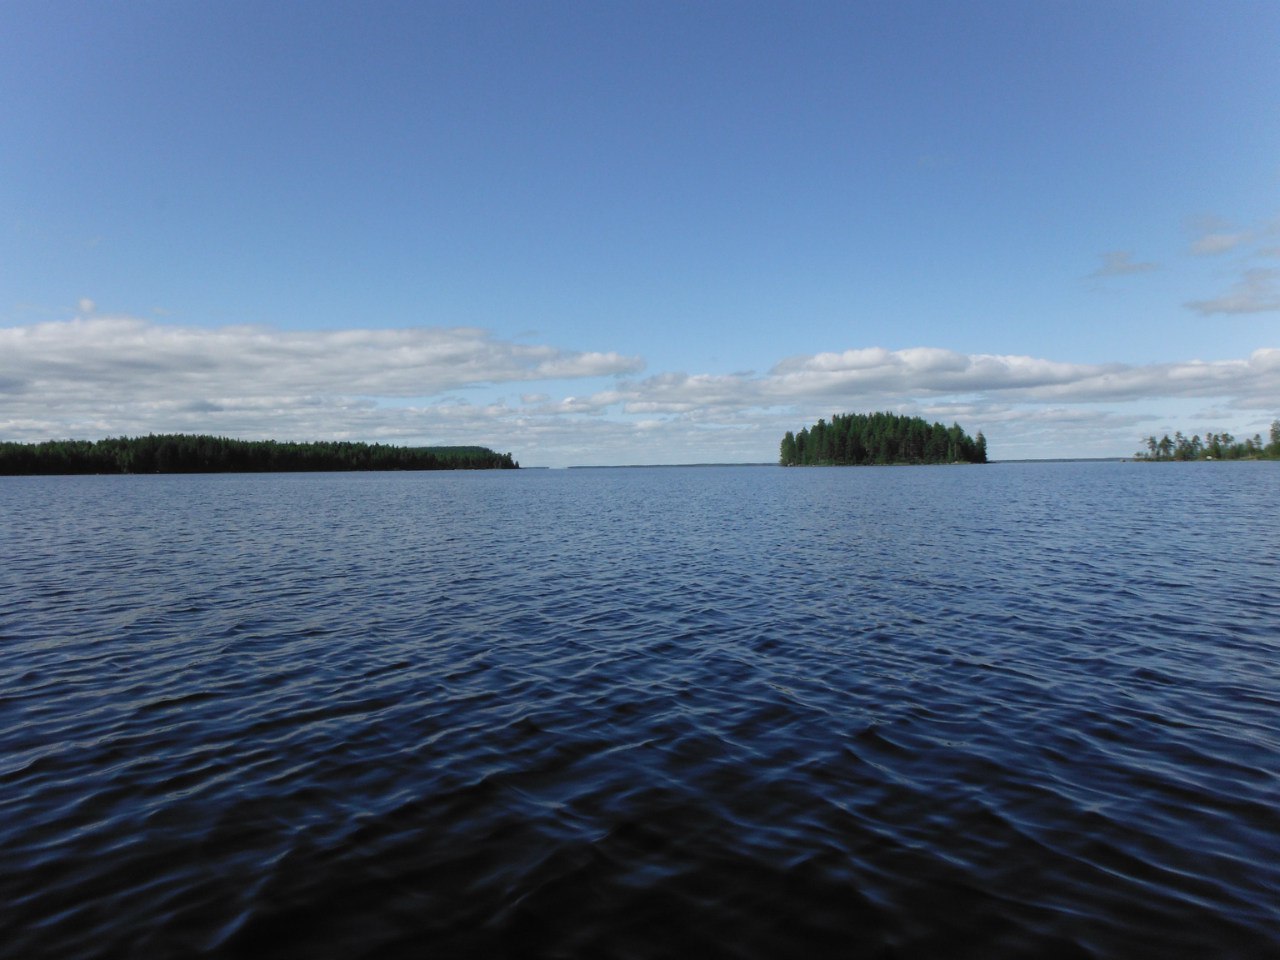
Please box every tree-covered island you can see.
[1133,421,1280,461]
[0,434,518,475]
[780,412,987,466]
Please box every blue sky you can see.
[3,1,1278,465]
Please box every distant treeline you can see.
[780,412,987,466]
[0,434,519,475]
[1135,422,1280,461]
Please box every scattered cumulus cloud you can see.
[1091,251,1157,277]
[1178,211,1280,315]
[1187,215,1255,256]
[1,315,1276,465]
[1191,232,1250,256]
[1186,269,1280,315]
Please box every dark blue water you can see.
[2,463,1277,958]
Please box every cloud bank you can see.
[2,317,643,399]
[1,317,1276,465]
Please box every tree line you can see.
[0,434,519,475]
[780,412,987,466]
[1134,421,1280,461]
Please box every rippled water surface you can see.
[2,463,1278,958]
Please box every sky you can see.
[2,0,1278,466]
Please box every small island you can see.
[1134,422,1280,461]
[0,434,519,475]
[780,412,987,466]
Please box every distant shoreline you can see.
[565,462,776,469]
[0,434,518,475]
[562,458,1131,469]
[993,463,1126,471]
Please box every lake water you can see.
[2,462,1278,958]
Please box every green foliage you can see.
[778,412,987,466]
[780,431,798,465]
[0,434,519,475]
[1135,422,1280,462]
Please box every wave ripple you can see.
[2,464,1278,958]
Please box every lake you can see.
[2,462,1277,958]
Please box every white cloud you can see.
[1,315,1276,465]
[663,348,1280,408]
[0,317,643,403]
[768,349,1111,397]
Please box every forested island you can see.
[1134,421,1280,461]
[780,412,987,466]
[0,434,518,475]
